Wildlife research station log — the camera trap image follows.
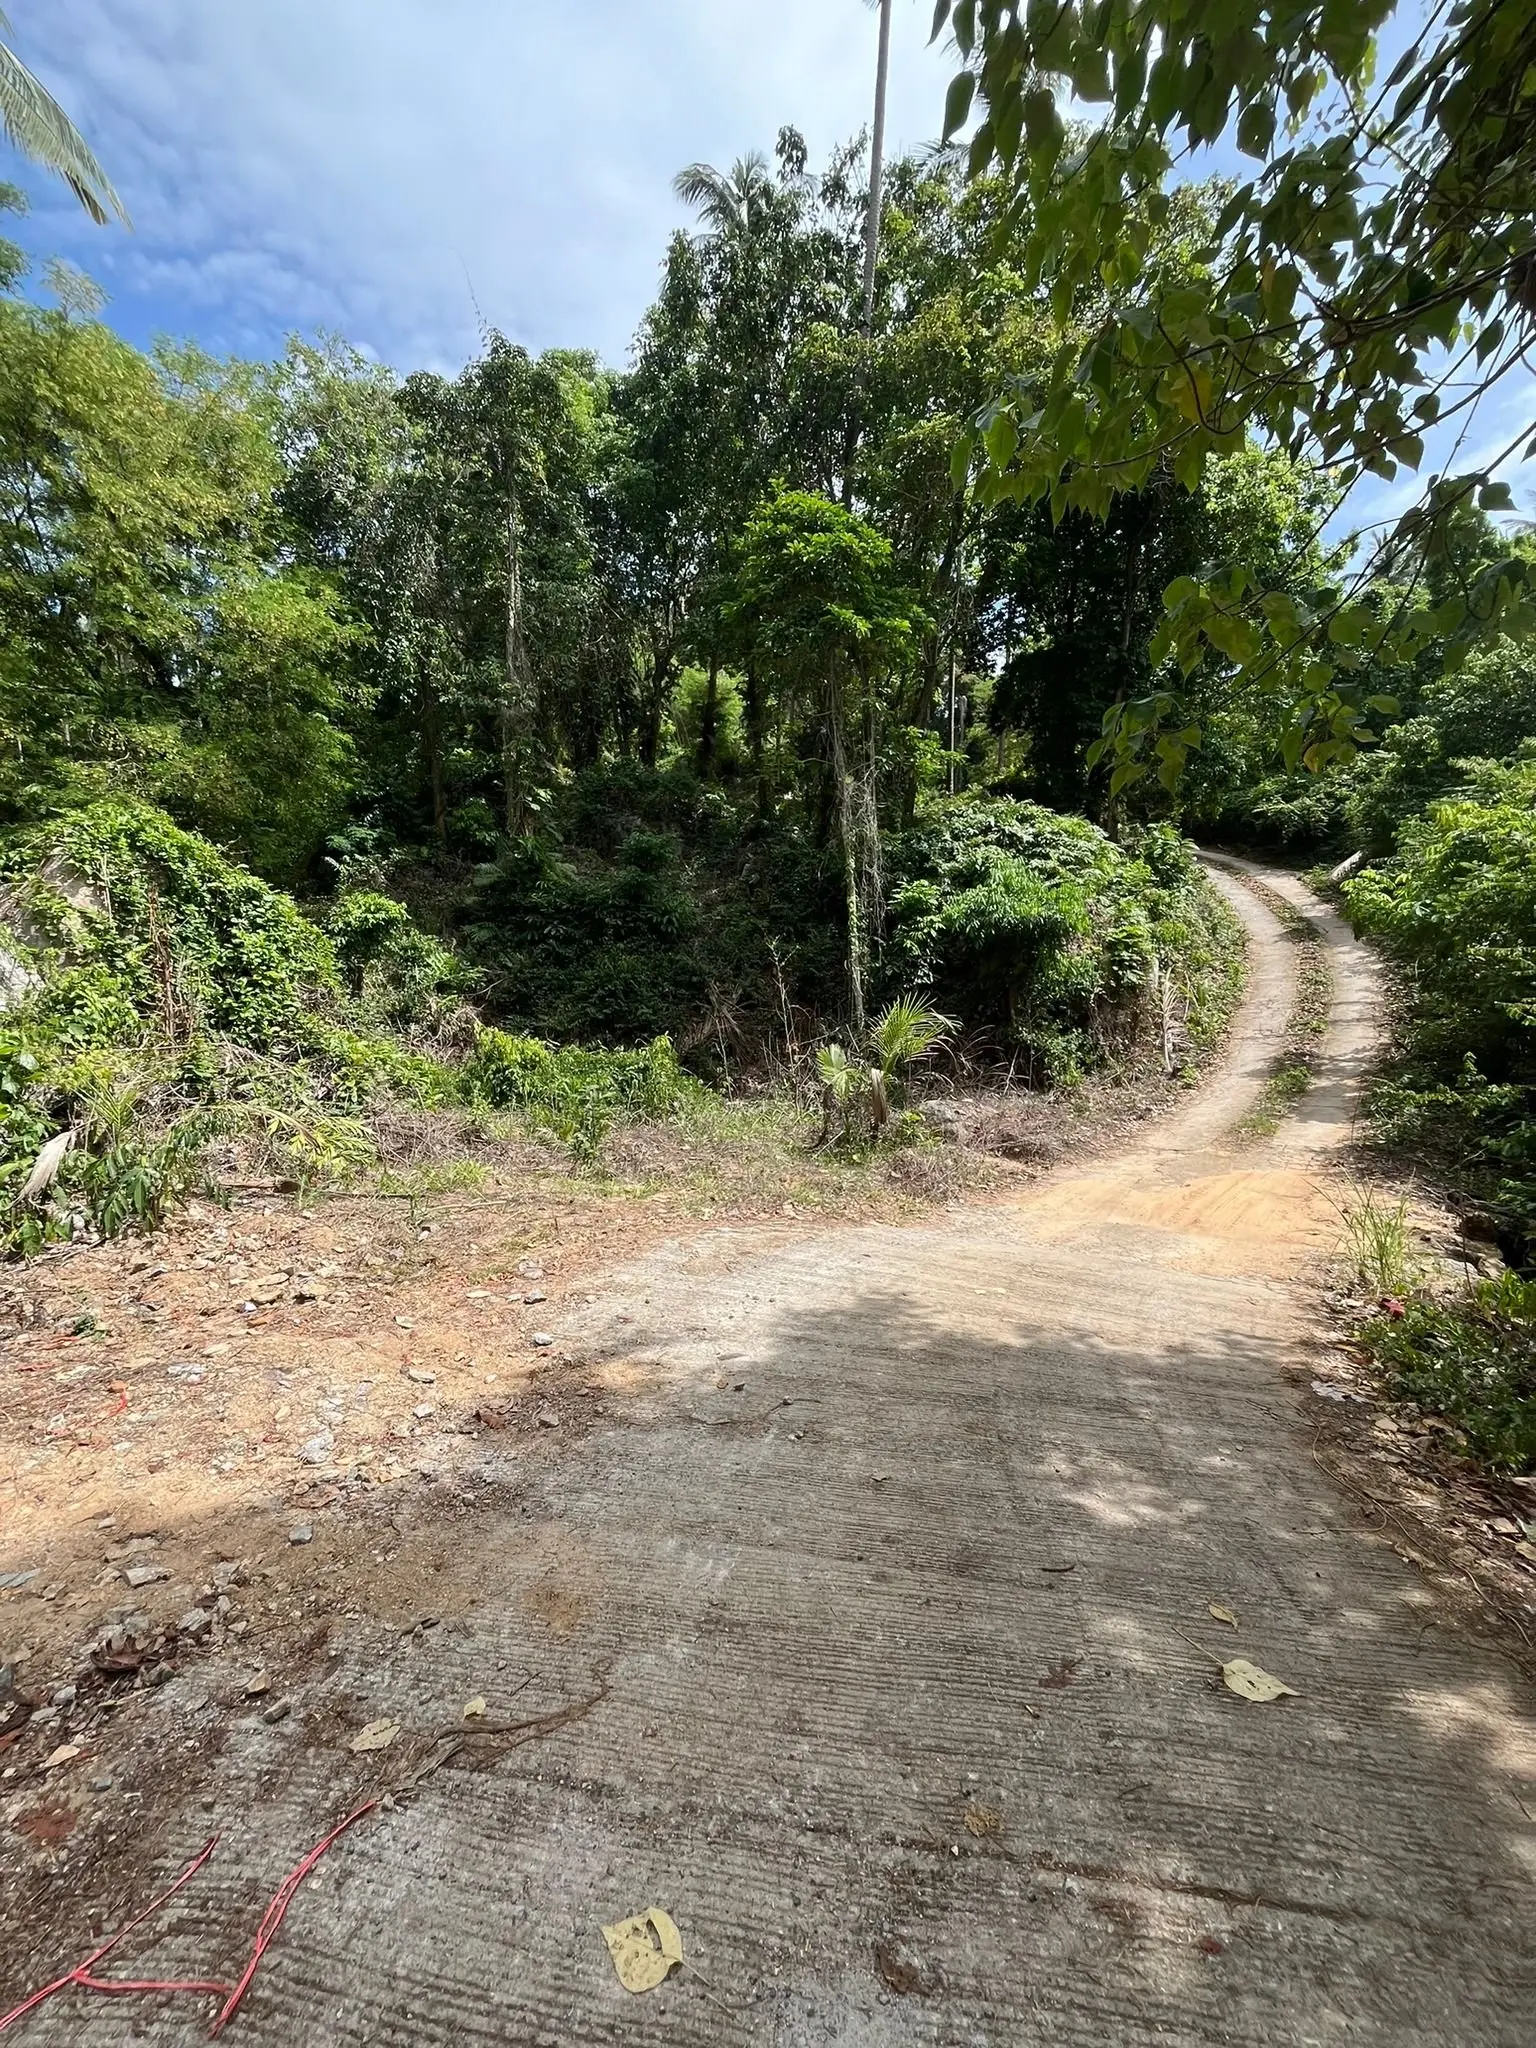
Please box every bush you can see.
[884,800,1240,1084]
[459,1029,702,1158]
[1345,755,1536,1251]
[327,889,463,1030]
[2,799,338,1052]
[1360,1274,1536,1474]
[456,763,845,1054]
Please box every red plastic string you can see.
[208,1799,377,2037]
[0,1836,226,2035]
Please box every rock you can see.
[532,1332,554,1348]
[124,1563,169,1589]
[50,1685,77,1709]
[535,1406,560,1429]
[523,1290,547,1304]
[298,1431,334,1466]
[144,1661,174,1687]
[244,1671,271,1697]
[406,1368,436,1385]
[412,1403,435,1419]
[178,1607,213,1639]
[262,1697,293,1725]
[516,1258,544,1281]
[212,1561,247,1590]
[288,1524,314,1546]
[89,1775,113,1793]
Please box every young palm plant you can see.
[816,995,954,1143]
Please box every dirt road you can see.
[6,862,1535,2045]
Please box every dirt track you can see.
[3,861,1534,2045]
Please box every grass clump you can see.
[1359,1274,1536,1475]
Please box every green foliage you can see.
[1360,1275,1536,1476]
[3,799,338,1051]
[457,763,845,1053]
[938,0,1536,788]
[886,800,1230,1084]
[1346,757,1536,1248]
[327,889,461,1029]
[460,1028,702,1160]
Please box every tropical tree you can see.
[933,0,1536,791]
[672,151,776,239]
[0,8,126,224]
[727,488,925,1026]
[860,0,894,335]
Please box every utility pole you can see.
[861,0,893,336]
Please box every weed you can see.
[1359,1273,1536,1474]
[1337,1182,1421,1296]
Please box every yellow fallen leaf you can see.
[462,1696,487,1720]
[1221,1658,1297,1703]
[348,1717,400,1753]
[1208,1603,1239,1628]
[601,1907,683,1993]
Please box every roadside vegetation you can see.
[2,0,1534,1485]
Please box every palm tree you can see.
[860,0,893,335]
[0,8,127,225]
[672,150,773,239]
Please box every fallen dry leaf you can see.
[1208,1604,1239,1629]
[601,1907,683,1994]
[462,1696,487,1720]
[42,1744,82,1770]
[1221,1658,1297,1703]
[348,1718,400,1753]
[962,1801,1002,1838]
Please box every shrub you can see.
[459,1028,702,1159]
[884,800,1239,1084]
[1345,755,1536,1250]
[1360,1273,1536,1474]
[2,799,338,1052]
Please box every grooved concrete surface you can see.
[16,866,1536,2045]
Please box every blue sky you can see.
[3,2,1528,535]
[3,0,952,371]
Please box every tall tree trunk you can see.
[827,682,867,1033]
[696,653,721,778]
[744,664,770,820]
[861,0,893,337]
[502,489,534,835]
[420,664,447,846]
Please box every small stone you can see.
[298,1431,333,1466]
[531,1332,554,1349]
[51,1685,77,1709]
[406,1368,436,1385]
[178,1607,213,1639]
[535,1406,560,1429]
[412,1403,435,1420]
[244,1671,271,1697]
[288,1524,314,1546]
[516,1258,543,1281]
[144,1662,174,1688]
[262,1698,292,1725]
[89,1775,113,1792]
[523,1290,547,1304]
[123,1564,168,1589]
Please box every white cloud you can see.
[5,0,955,369]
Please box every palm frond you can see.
[871,995,955,1073]
[0,30,128,226]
